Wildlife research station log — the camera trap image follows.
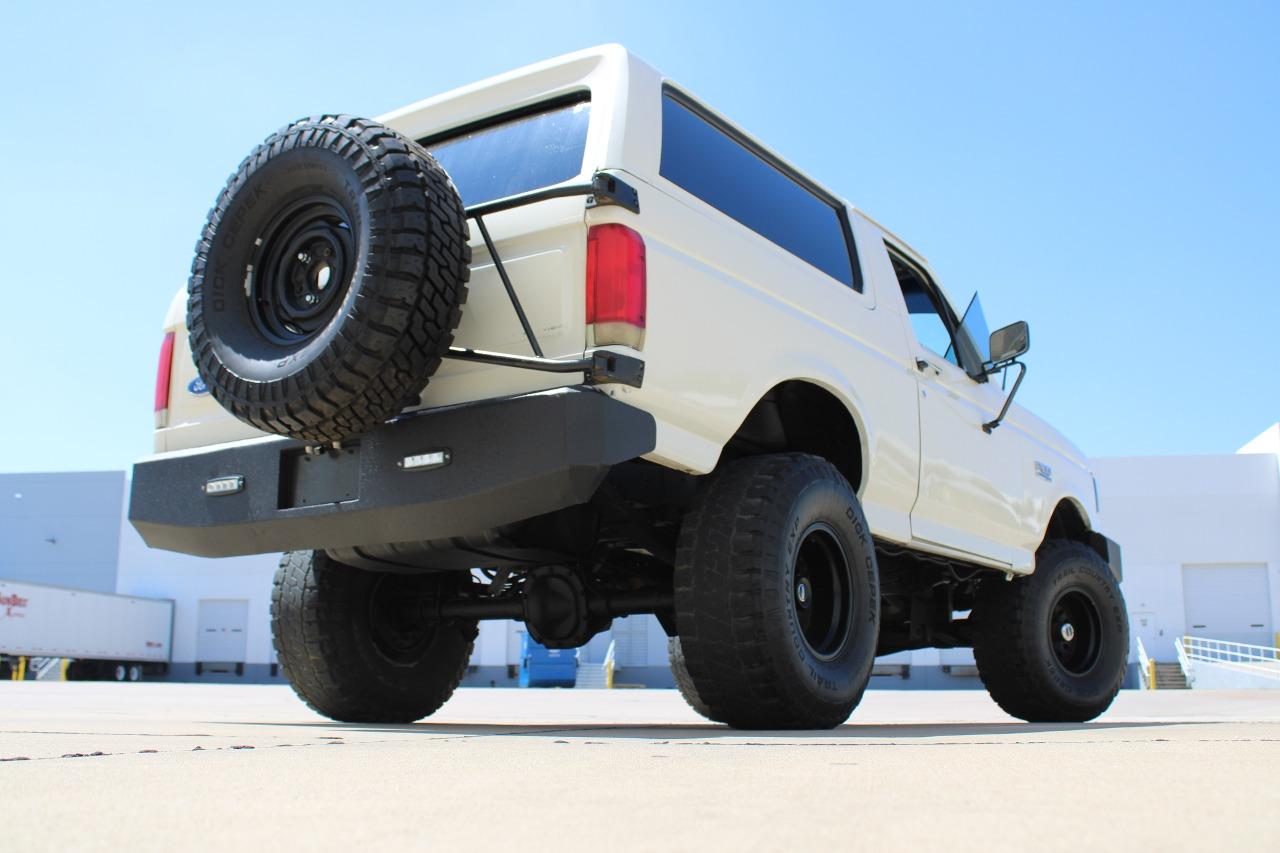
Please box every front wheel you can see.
[673,454,879,729]
[271,551,477,723]
[972,540,1129,722]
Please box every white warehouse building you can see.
[1095,424,1280,657]
[3,424,1276,688]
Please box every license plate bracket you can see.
[278,446,360,509]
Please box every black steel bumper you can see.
[129,388,656,558]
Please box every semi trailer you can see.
[1,579,173,681]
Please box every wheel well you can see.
[722,381,863,491]
[1044,499,1090,545]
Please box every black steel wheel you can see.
[188,115,471,444]
[673,453,879,730]
[247,196,356,346]
[367,573,439,665]
[792,523,854,659]
[972,539,1128,723]
[1049,589,1103,676]
[271,551,476,723]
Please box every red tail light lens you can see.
[586,223,646,349]
[154,331,175,425]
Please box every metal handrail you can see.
[1179,635,1280,680]
[1173,637,1195,686]
[1136,637,1152,689]
[602,639,617,690]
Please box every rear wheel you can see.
[271,550,476,723]
[972,539,1128,722]
[673,454,879,729]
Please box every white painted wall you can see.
[1091,434,1280,663]
[1,471,125,594]
[1239,423,1280,457]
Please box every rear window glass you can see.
[422,99,590,207]
[659,92,856,289]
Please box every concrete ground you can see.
[2,684,1278,852]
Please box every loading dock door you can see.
[1181,564,1273,647]
[196,599,249,664]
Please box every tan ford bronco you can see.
[131,46,1127,729]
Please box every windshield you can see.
[422,99,591,207]
[946,292,991,373]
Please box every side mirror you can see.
[988,321,1030,369]
[981,321,1030,435]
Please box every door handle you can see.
[915,359,942,377]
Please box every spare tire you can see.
[188,115,470,444]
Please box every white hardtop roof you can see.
[381,45,929,266]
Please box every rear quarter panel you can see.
[592,64,921,542]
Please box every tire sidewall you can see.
[765,476,879,717]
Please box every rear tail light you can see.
[586,223,646,349]
[154,331,175,428]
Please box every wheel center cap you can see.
[1060,622,1076,642]
[796,579,810,606]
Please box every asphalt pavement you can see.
[2,683,1278,851]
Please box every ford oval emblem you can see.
[188,376,209,396]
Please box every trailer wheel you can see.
[127,665,143,682]
[673,453,879,729]
[188,115,471,444]
[113,664,127,682]
[271,550,476,723]
[971,539,1128,722]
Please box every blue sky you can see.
[0,1,1276,472]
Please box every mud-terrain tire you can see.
[271,550,476,723]
[972,540,1128,723]
[673,453,879,729]
[667,636,713,719]
[188,115,470,444]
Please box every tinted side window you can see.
[660,93,857,289]
[422,99,590,207]
[890,251,960,367]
